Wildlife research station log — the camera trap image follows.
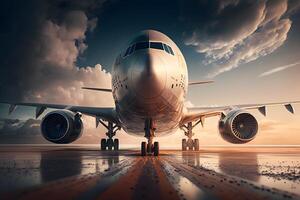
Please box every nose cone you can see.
[130,52,166,98]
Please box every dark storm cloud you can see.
[180,0,297,77]
[0,0,113,106]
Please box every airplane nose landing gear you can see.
[141,118,159,156]
[180,121,200,151]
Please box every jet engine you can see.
[218,110,258,144]
[41,110,83,144]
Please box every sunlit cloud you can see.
[181,0,297,78]
[259,61,300,77]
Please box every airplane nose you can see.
[130,52,166,98]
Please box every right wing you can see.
[181,100,300,125]
[1,101,118,124]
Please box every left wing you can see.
[1,101,118,123]
[181,100,300,125]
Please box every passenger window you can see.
[167,45,174,55]
[135,42,149,50]
[150,42,164,50]
[163,43,170,54]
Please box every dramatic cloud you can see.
[259,61,300,77]
[0,0,112,106]
[0,0,113,143]
[181,0,296,77]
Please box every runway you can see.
[0,146,299,200]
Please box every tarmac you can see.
[0,146,299,200]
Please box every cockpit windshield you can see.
[123,41,174,57]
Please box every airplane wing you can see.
[181,100,300,125]
[1,101,118,124]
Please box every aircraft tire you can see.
[153,142,159,156]
[194,139,199,151]
[141,142,147,156]
[114,139,119,150]
[101,139,106,150]
[182,139,187,151]
[107,138,114,150]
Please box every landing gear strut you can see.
[98,119,121,151]
[141,118,159,156]
[180,121,201,151]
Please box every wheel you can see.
[187,139,194,150]
[153,142,159,156]
[114,139,119,150]
[182,139,187,151]
[194,139,199,151]
[101,139,106,150]
[107,139,114,150]
[141,142,147,156]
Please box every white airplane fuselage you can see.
[112,30,188,137]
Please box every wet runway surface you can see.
[0,146,299,200]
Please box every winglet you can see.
[82,87,112,92]
[188,80,214,85]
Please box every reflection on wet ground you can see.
[0,146,299,200]
[176,148,300,195]
[0,147,124,192]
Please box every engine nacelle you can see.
[218,110,258,144]
[41,110,83,144]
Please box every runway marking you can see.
[162,156,299,200]
[95,157,180,200]
[2,157,136,200]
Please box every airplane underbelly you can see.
[117,89,183,136]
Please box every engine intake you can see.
[218,110,258,144]
[41,110,83,144]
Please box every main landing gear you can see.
[98,119,121,151]
[180,121,201,151]
[141,118,159,156]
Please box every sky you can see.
[0,0,300,147]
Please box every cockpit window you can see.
[163,43,170,53]
[166,44,174,55]
[123,41,174,57]
[135,42,149,50]
[150,42,164,50]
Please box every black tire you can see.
[107,138,114,150]
[194,139,199,151]
[153,142,159,156]
[141,142,147,156]
[101,139,106,150]
[182,139,187,151]
[114,139,119,150]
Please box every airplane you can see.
[2,30,300,156]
